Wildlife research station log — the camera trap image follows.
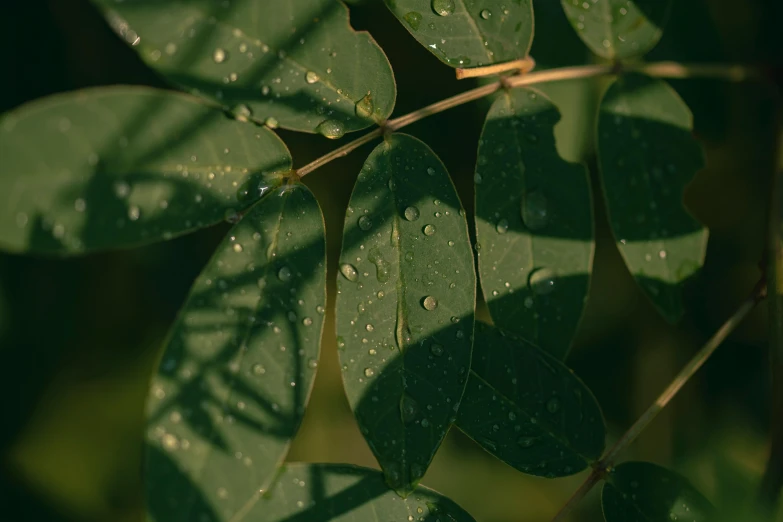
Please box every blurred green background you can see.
[1,0,781,520]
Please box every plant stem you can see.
[551,282,767,522]
[296,61,763,178]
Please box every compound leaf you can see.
[561,0,672,60]
[146,184,326,522]
[384,0,534,69]
[475,87,593,358]
[92,0,396,135]
[336,133,475,497]
[456,323,605,477]
[602,462,714,522]
[0,86,290,255]
[597,74,707,323]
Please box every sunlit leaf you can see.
[336,133,475,497]
[475,88,593,358]
[92,0,396,135]
[165,462,478,521]
[456,323,605,477]
[146,184,326,522]
[597,74,706,323]
[561,0,672,59]
[384,0,533,69]
[602,462,714,522]
[0,87,291,255]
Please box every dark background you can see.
[0,0,781,520]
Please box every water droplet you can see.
[212,48,228,63]
[496,218,509,234]
[358,215,373,231]
[401,395,418,423]
[474,172,483,184]
[316,119,345,139]
[367,248,390,282]
[423,224,436,236]
[365,323,374,332]
[480,8,492,19]
[305,71,319,84]
[355,93,374,119]
[232,243,243,253]
[364,367,374,377]
[403,11,423,30]
[128,206,140,221]
[521,190,548,230]
[340,263,359,282]
[224,208,240,223]
[658,249,667,259]
[430,344,444,356]
[422,295,438,311]
[264,117,279,129]
[404,251,414,262]
[508,412,517,421]
[278,266,292,282]
[302,317,313,326]
[546,397,561,413]
[404,206,420,221]
[529,267,556,295]
[421,418,430,428]
[252,364,266,375]
[432,0,455,16]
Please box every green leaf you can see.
[560,0,672,60]
[335,133,475,497]
[154,462,477,521]
[475,88,593,358]
[602,462,715,522]
[91,0,396,136]
[597,74,707,323]
[0,87,291,255]
[146,184,326,522]
[456,323,605,477]
[383,0,533,68]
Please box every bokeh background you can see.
[1,0,781,520]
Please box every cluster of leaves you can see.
[0,0,718,520]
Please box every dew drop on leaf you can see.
[529,267,556,296]
[340,263,359,282]
[430,344,444,357]
[480,8,492,19]
[358,215,373,231]
[212,48,228,63]
[496,218,509,234]
[521,190,549,230]
[423,224,436,236]
[403,11,423,30]
[316,119,345,139]
[364,367,374,377]
[305,71,319,84]
[401,394,419,423]
[404,206,420,221]
[431,0,455,16]
[264,117,279,129]
[422,295,438,311]
[278,266,292,282]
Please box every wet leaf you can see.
[597,74,706,323]
[336,133,475,497]
[176,462,478,521]
[475,88,593,358]
[384,0,533,69]
[146,184,326,522]
[561,0,672,59]
[0,87,291,255]
[456,323,605,477]
[92,0,396,134]
[602,462,714,522]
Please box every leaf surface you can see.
[384,0,533,69]
[561,0,672,59]
[92,0,396,135]
[146,184,326,522]
[0,87,291,254]
[456,323,605,477]
[602,461,714,522]
[336,133,475,496]
[475,88,593,358]
[597,74,706,323]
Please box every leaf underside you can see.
[91,0,397,135]
[146,184,326,522]
[0,87,291,255]
[475,87,593,358]
[561,0,673,59]
[384,0,534,69]
[602,461,714,522]
[336,133,476,497]
[456,323,605,477]
[597,74,707,323]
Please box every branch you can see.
[296,61,763,178]
[552,281,767,522]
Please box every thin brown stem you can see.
[552,283,767,522]
[296,61,762,178]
